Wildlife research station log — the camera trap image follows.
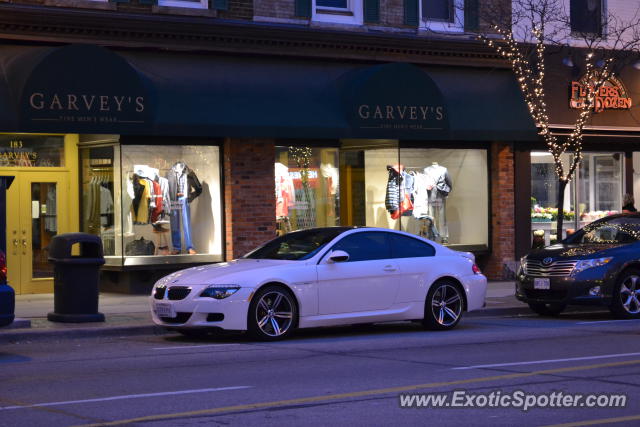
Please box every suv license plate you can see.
[534,278,551,290]
[155,302,176,318]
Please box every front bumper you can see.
[150,287,252,331]
[515,270,615,306]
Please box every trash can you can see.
[47,233,105,323]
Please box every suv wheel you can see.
[610,269,640,319]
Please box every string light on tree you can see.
[478,16,616,238]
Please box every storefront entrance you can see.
[3,171,69,294]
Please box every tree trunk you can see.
[556,179,568,243]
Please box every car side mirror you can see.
[328,250,350,263]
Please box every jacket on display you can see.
[385,165,414,219]
[385,166,401,213]
[167,162,202,203]
[424,164,452,198]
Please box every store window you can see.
[397,147,488,249]
[339,140,489,251]
[275,145,340,235]
[81,142,223,265]
[530,151,622,243]
[578,153,623,220]
[0,135,65,167]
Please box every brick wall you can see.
[224,138,277,260]
[217,0,253,20]
[380,0,406,28]
[254,0,295,19]
[479,141,515,279]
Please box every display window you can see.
[530,151,623,243]
[274,146,340,234]
[81,142,223,266]
[339,140,489,251]
[274,141,489,251]
[397,147,489,249]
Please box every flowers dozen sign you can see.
[570,75,632,113]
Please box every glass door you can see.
[3,171,68,294]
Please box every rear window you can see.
[390,234,435,258]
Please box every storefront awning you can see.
[336,62,537,141]
[427,67,538,141]
[0,44,537,141]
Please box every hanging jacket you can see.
[385,166,401,213]
[424,164,452,198]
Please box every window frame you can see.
[312,0,364,25]
[420,0,464,33]
[158,0,209,9]
[569,0,605,38]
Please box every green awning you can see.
[428,67,538,141]
[1,44,537,141]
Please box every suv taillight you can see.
[0,251,6,282]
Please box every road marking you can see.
[152,344,241,350]
[576,319,640,324]
[0,386,251,411]
[75,359,640,427]
[452,352,640,370]
[543,414,640,427]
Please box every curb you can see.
[467,306,533,317]
[0,323,171,344]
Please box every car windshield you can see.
[244,228,352,260]
[565,216,640,244]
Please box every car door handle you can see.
[383,265,397,272]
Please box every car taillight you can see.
[0,252,6,282]
[472,263,481,275]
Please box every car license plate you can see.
[154,302,176,318]
[534,278,551,290]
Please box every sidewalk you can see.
[0,281,526,343]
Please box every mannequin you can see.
[424,162,452,243]
[167,161,202,254]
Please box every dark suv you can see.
[0,250,14,326]
[517,213,640,318]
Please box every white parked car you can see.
[150,227,487,340]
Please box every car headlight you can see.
[519,256,527,274]
[200,286,240,299]
[573,257,613,274]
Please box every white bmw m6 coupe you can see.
[150,227,487,340]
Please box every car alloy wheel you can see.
[611,269,640,319]
[248,286,297,340]
[423,280,464,330]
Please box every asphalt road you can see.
[2,310,640,427]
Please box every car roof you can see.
[591,213,640,223]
